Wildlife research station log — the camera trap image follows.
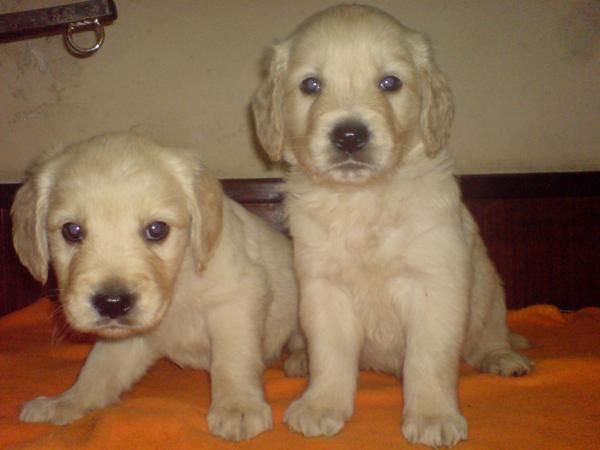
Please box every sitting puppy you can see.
[12,133,304,441]
[252,5,532,448]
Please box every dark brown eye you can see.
[378,75,402,92]
[145,221,169,241]
[62,222,84,242]
[300,77,321,94]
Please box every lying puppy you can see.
[12,133,304,441]
[252,4,532,448]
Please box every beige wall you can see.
[1,0,598,182]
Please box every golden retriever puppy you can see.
[12,133,304,441]
[252,5,532,448]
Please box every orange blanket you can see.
[1,299,598,449]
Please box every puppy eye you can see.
[378,75,402,92]
[62,222,84,243]
[145,221,169,242]
[300,77,321,95]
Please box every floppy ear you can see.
[418,47,455,157]
[11,169,51,284]
[251,41,290,162]
[188,170,224,273]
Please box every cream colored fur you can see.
[252,5,532,448]
[11,133,304,441]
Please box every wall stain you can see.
[560,0,600,63]
[2,33,82,127]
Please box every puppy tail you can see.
[509,332,532,350]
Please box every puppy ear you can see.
[418,48,455,157]
[189,171,224,273]
[251,42,290,162]
[11,169,51,284]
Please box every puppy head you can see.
[252,5,454,185]
[12,134,223,338]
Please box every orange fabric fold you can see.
[1,299,599,449]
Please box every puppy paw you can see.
[20,396,85,425]
[284,349,308,377]
[480,350,533,377]
[207,400,272,441]
[284,398,348,437]
[402,412,467,448]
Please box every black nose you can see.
[92,289,136,319]
[330,121,369,153]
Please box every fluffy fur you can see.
[12,134,305,441]
[252,5,532,448]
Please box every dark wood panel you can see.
[467,196,598,310]
[222,178,284,204]
[0,198,47,316]
[1,172,598,316]
[460,172,599,199]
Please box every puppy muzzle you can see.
[326,119,377,173]
[91,288,137,319]
[330,120,370,153]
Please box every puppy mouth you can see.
[90,317,139,337]
[92,298,168,338]
[327,157,376,172]
[324,149,380,179]
[84,310,165,338]
[73,312,143,334]
[95,316,136,329]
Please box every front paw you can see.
[20,396,85,425]
[479,350,533,377]
[284,349,308,377]
[207,400,272,441]
[284,397,349,437]
[402,412,467,448]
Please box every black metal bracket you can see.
[0,0,117,55]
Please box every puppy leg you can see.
[21,337,158,425]
[206,303,272,441]
[283,331,308,377]
[466,298,533,377]
[401,285,468,448]
[473,329,533,377]
[285,280,360,437]
[464,257,533,377]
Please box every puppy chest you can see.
[297,223,414,373]
[298,222,413,282]
[154,313,211,370]
[358,287,404,335]
[344,275,409,375]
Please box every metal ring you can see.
[65,19,105,56]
